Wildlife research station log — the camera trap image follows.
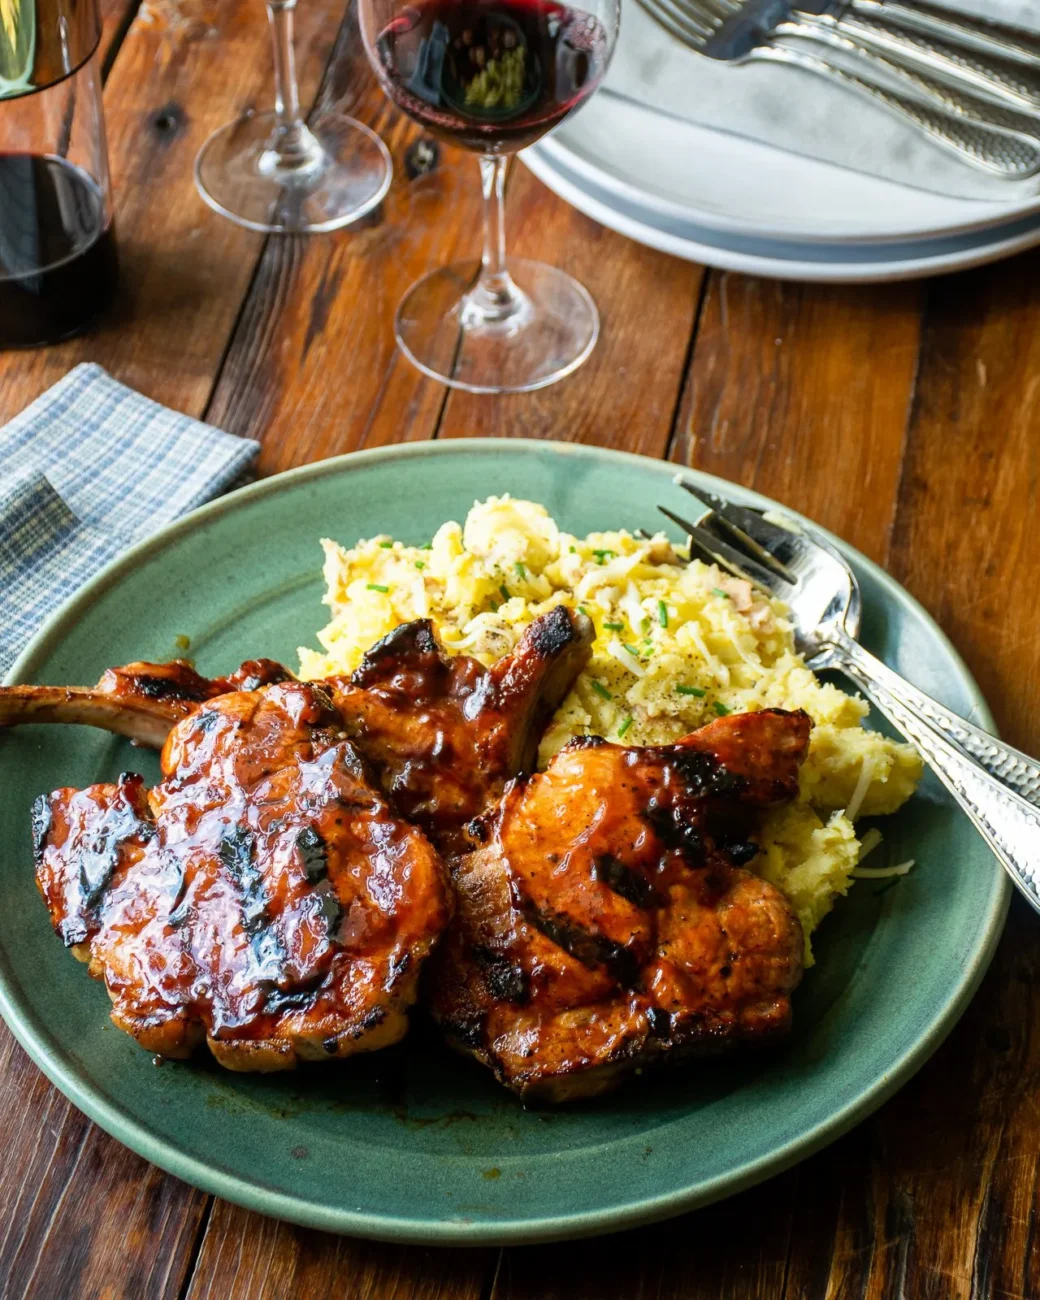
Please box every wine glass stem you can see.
[262,0,324,177]
[466,155,528,325]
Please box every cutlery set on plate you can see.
[635,0,1040,177]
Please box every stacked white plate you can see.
[522,88,1040,282]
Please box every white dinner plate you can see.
[522,138,1040,282]
[527,89,1040,248]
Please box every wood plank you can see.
[0,0,343,424]
[436,163,704,456]
[185,1199,495,1300]
[491,1175,798,1300]
[100,0,141,68]
[889,251,1040,751]
[671,272,923,563]
[0,1024,207,1299]
[204,65,487,470]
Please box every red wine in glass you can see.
[374,0,609,153]
[0,152,118,350]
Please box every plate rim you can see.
[0,438,1012,1244]
[536,89,1040,247]
[521,147,1040,283]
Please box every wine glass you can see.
[195,0,393,233]
[359,0,619,392]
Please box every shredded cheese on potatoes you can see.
[299,496,923,962]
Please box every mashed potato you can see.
[299,496,922,961]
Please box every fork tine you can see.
[676,483,799,583]
[657,507,790,597]
[635,0,713,44]
[676,479,809,559]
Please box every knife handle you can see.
[852,0,1040,68]
[758,43,1040,177]
[833,12,1040,113]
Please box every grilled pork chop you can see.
[2,607,594,855]
[430,709,811,1103]
[34,679,452,1070]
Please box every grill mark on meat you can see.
[524,904,642,990]
[473,945,529,1004]
[296,826,328,883]
[591,853,657,908]
[30,794,52,865]
[41,775,155,947]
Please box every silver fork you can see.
[637,0,1040,178]
[658,482,1040,914]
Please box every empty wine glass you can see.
[196,0,392,233]
[359,0,619,392]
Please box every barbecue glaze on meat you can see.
[327,606,594,853]
[430,709,811,1103]
[18,609,594,1071]
[34,680,452,1070]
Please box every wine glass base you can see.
[194,110,392,234]
[394,258,599,394]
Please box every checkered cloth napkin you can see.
[0,364,259,677]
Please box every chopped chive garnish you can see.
[490,602,499,613]
[366,583,390,594]
[641,617,651,634]
[499,583,511,602]
[590,680,612,701]
[593,548,616,563]
[603,621,624,631]
[676,685,706,697]
[421,542,434,550]
[712,700,731,716]
[515,562,527,579]
[622,643,642,658]
[712,587,730,599]
[577,605,589,617]
[875,879,901,897]
[174,634,191,651]
[617,716,634,738]
[569,546,577,554]
[658,600,669,628]
[414,561,425,570]
[379,541,393,549]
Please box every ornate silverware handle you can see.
[823,627,1040,912]
[758,45,1040,177]
[854,0,1040,69]
[833,13,1040,113]
[825,626,1040,803]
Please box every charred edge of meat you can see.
[647,1007,672,1040]
[130,673,213,703]
[441,1011,486,1051]
[261,969,327,1014]
[525,905,642,989]
[525,603,584,659]
[591,854,658,909]
[351,619,441,686]
[30,795,53,866]
[565,733,610,751]
[668,747,749,798]
[473,945,529,1005]
[722,840,759,866]
[226,660,295,691]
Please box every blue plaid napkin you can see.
[1,364,259,677]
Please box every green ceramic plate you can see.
[0,440,1009,1244]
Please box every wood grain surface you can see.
[1,0,1038,1294]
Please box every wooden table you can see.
[2,0,1039,1292]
